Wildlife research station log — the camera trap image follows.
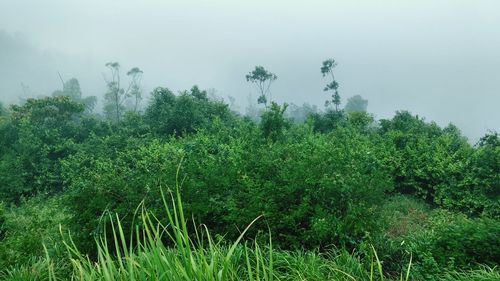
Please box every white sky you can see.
[1,0,499,140]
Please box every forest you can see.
[0,61,498,281]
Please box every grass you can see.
[439,266,500,281]
[53,185,268,280]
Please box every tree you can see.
[260,102,289,141]
[10,96,84,132]
[145,86,233,136]
[321,59,341,111]
[126,67,143,113]
[52,77,97,113]
[469,131,500,217]
[103,62,143,122]
[1,97,85,201]
[246,66,277,107]
[344,95,368,113]
[346,111,374,132]
[103,62,125,122]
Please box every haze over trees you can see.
[52,77,97,113]
[0,58,498,280]
[345,94,368,113]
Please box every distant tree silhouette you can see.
[321,59,341,112]
[246,66,277,108]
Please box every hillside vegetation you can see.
[0,66,498,280]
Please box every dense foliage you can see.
[0,80,498,280]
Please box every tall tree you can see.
[103,62,124,122]
[246,66,277,108]
[103,62,143,122]
[321,59,341,111]
[126,67,143,113]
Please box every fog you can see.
[1,0,499,140]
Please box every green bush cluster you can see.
[375,197,500,280]
[0,196,69,269]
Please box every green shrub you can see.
[62,121,393,255]
[377,206,500,280]
[145,86,235,136]
[0,196,69,269]
[428,212,499,269]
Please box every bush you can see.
[377,205,500,280]
[428,212,499,269]
[62,121,393,255]
[0,196,69,269]
[145,86,235,136]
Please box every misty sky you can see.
[1,0,499,141]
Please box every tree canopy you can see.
[246,66,277,107]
